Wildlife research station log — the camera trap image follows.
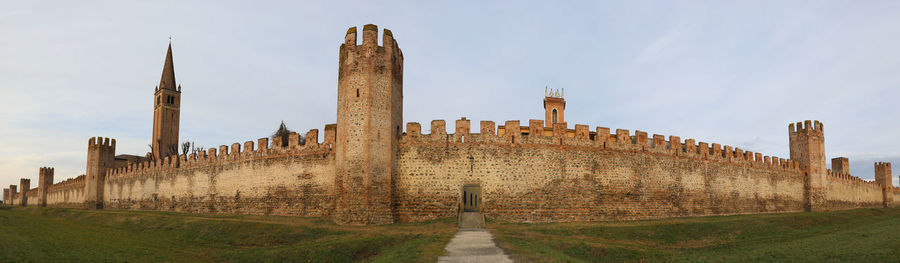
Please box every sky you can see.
[1,1,899,195]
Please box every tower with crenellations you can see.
[789,120,827,211]
[334,24,403,225]
[84,137,116,209]
[875,162,893,207]
[37,167,53,207]
[152,42,181,160]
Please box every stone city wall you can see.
[823,170,884,210]
[45,175,86,207]
[393,119,806,223]
[103,128,336,217]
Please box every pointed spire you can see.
[159,42,176,91]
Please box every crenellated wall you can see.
[102,128,337,217]
[45,175,86,207]
[394,119,806,223]
[823,170,883,210]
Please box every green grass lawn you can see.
[0,207,456,263]
[491,207,900,262]
[3,206,899,262]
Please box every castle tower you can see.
[152,42,181,160]
[875,162,893,207]
[85,137,116,209]
[334,24,403,225]
[831,157,849,174]
[19,178,30,206]
[37,167,54,207]
[8,185,16,205]
[544,87,565,128]
[789,120,826,211]
[2,188,8,205]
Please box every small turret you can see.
[543,87,566,128]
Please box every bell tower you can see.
[544,87,565,128]
[334,24,403,225]
[152,42,181,160]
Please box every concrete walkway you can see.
[437,229,512,263]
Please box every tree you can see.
[146,144,156,162]
[271,121,306,147]
[181,141,193,156]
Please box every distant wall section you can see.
[103,130,337,217]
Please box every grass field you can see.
[492,207,900,262]
[0,207,456,262]
[2,207,899,262]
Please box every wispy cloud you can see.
[1,1,899,191]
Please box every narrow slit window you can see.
[356,89,359,97]
[552,109,558,123]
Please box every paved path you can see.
[437,229,512,263]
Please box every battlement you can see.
[343,24,399,50]
[39,167,54,176]
[826,169,876,186]
[400,118,800,172]
[106,125,335,179]
[788,120,824,135]
[88,136,116,149]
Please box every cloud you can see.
[1,1,900,191]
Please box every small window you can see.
[552,109,558,123]
[356,89,359,97]
[157,96,160,105]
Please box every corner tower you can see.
[334,24,403,225]
[544,87,565,128]
[152,42,181,160]
[789,120,826,211]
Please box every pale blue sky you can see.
[2,1,899,194]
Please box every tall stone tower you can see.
[334,24,403,225]
[85,137,115,209]
[37,167,54,207]
[544,87,565,128]
[875,162,893,207]
[19,178,30,206]
[8,185,15,205]
[152,42,181,160]
[789,120,826,211]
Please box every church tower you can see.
[334,25,403,225]
[152,42,181,160]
